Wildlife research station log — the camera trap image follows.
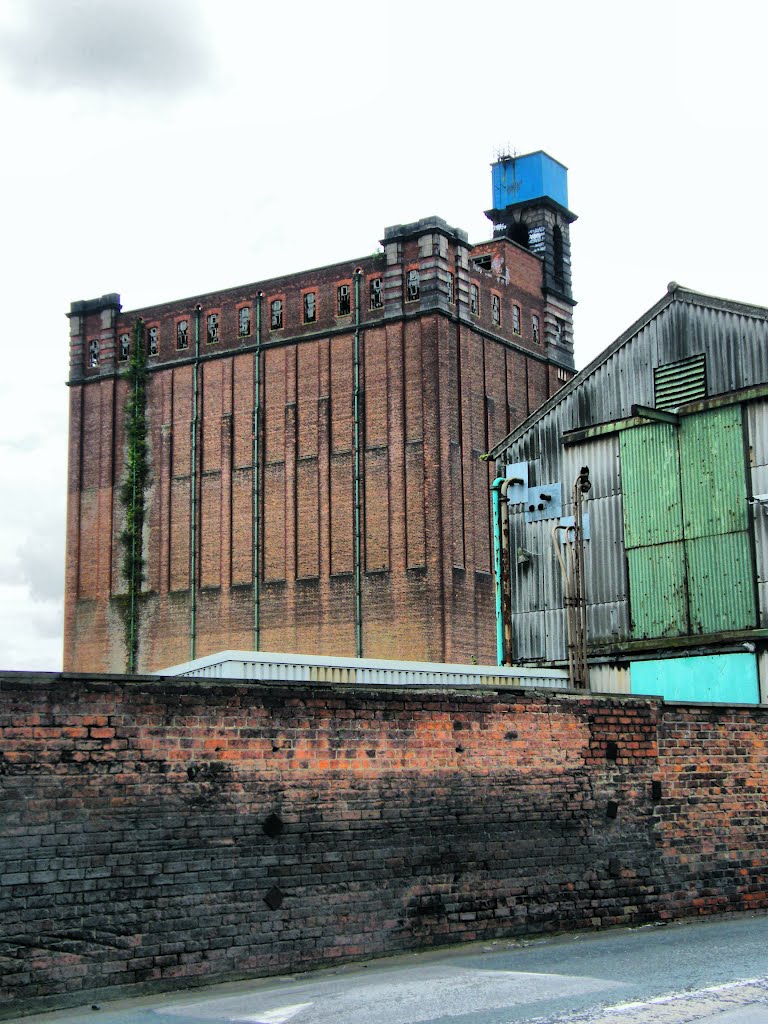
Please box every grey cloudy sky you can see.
[0,0,765,671]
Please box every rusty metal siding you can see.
[678,406,755,632]
[686,533,756,633]
[748,401,768,627]
[620,424,683,548]
[679,407,748,538]
[626,542,687,638]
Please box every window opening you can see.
[88,339,99,368]
[512,305,521,334]
[470,284,479,314]
[271,299,283,329]
[303,292,316,323]
[555,317,564,339]
[532,315,540,344]
[238,306,251,337]
[447,274,454,304]
[492,295,501,325]
[553,225,564,283]
[148,326,159,355]
[370,278,383,309]
[337,284,351,316]
[472,254,492,270]
[406,270,420,301]
[176,320,188,349]
[118,333,130,361]
[207,313,219,344]
[511,222,530,247]
[557,367,569,382]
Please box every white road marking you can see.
[231,1002,313,1024]
[549,976,768,1023]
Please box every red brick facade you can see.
[65,219,575,672]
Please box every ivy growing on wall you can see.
[119,319,149,673]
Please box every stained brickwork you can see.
[2,674,767,1017]
[65,224,575,674]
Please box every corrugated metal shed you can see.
[490,285,768,668]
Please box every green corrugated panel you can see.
[620,423,682,549]
[627,541,687,638]
[687,533,756,633]
[679,406,748,538]
[654,355,707,411]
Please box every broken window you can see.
[148,326,159,355]
[555,317,564,339]
[512,304,521,334]
[532,315,540,344]
[472,254,492,270]
[270,299,283,329]
[177,320,188,349]
[406,270,420,302]
[118,333,130,361]
[447,274,454,304]
[370,278,383,309]
[337,284,351,316]
[303,292,316,323]
[238,306,251,337]
[207,313,219,343]
[470,284,479,314]
[492,294,501,325]
[553,225,564,283]
[88,339,99,368]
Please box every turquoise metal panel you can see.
[679,406,748,539]
[627,542,687,638]
[630,653,759,703]
[620,423,682,549]
[686,533,757,632]
[491,152,568,210]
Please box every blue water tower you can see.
[485,150,576,305]
[491,151,569,211]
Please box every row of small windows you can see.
[467,283,540,342]
[101,281,387,364]
[88,276,547,367]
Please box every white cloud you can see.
[0,0,211,97]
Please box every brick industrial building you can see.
[64,152,577,673]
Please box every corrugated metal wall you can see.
[507,435,629,661]
[497,296,768,664]
[748,402,768,628]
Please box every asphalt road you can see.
[9,914,768,1024]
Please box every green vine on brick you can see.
[119,318,149,672]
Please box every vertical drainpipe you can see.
[491,476,506,666]
[189,304,201,661]
[253,292,263,651]
[127,320,141,674]
[353,269,363,658]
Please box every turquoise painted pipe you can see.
[491,476,507,666]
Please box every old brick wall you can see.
[2,674,768,1017]
[64,236,562,675]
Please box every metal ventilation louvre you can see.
[654,354,707,410]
